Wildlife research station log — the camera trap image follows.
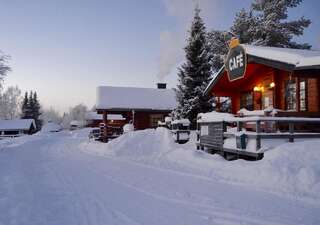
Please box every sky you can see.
[1,0,319,113]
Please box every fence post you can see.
[289,122,294,142]
[256,120,261,150]
[237,121,242,132]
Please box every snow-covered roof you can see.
[204,45,320,95]
[238,107,280,117]
[41,122,62,132]
[244,44,320,69]
[107,114,125,120]
[197,111,235,123]
[0,119,36,131]
[85,112,125,121]
[70,120,85,126]
[96,86,177,111]
[85,112,103,120]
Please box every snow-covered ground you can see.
[0,128,319,225]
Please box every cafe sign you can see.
[225,40,247,82]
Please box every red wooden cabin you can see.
[204,45,320,117]
[96,84,176,139]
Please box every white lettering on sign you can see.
[228,52,244,71]
[201,126,209,136]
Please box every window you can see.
[285,80,297,111]
[240,92,253,110]
[299,79,307,111]
[149,114,163,128]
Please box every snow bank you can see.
[41,122,62,133]
[80,128,320,204]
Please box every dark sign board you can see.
[225,45,247,81]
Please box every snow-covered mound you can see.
[123,123,134,133]
[41,122,62,133]
[80,128,320,203]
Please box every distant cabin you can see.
[85,112,103,127]
[96,83,176,135]
[204,44,320,117]
[0,119,37,138]
[85,111,126,128]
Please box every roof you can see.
[41,122,62,132]
[204,45,320,95]
[85,112,103,120]
[107,114,125,120]
[85,112,126,121]
[244,44,320,69]
[0,119,36,131]
[96,86,177,111]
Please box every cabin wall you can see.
[100,110,171,131]
[308,78,319,112]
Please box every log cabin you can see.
[204,40,320,118]
[0,119,36,138]
[85,111,126,128]
[96,83,176,139]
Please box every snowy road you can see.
[0,132,319,225]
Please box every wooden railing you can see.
[197,116,320,153]
[224,117,320,151]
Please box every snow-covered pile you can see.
[41,122,62,133]
[80,128,320,203]
[197,111,235,122]
[123,123,134,133]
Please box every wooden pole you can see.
[289,122,294,142]
[256,120,261,150]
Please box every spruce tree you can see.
[231,0,311,48]
[21,91,42,131]
[32,92,42,130]
[174,6,213,127]
[206,30,229,73]
[21,92,30,119]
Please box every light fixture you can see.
[270,82,275,88]
[254,86,261,92]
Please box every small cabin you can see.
[96,83,177,141]
[0,119,37,138]
[85,111,126,128]
[85,111,103,127]
[204,44,320,118]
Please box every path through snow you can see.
[0,131,319,225]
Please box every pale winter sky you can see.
[1,0,320,113]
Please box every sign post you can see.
[225,38,247,82]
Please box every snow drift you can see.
[80,127,320,204]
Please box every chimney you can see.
[157,83,166,89]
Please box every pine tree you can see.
[206,30,229,73]
[21,92,30,119]
[231,0,311,49]
[21,91,42,131]
[230,8,257,44]
[32,92,42,130]
[174,6,213,127]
